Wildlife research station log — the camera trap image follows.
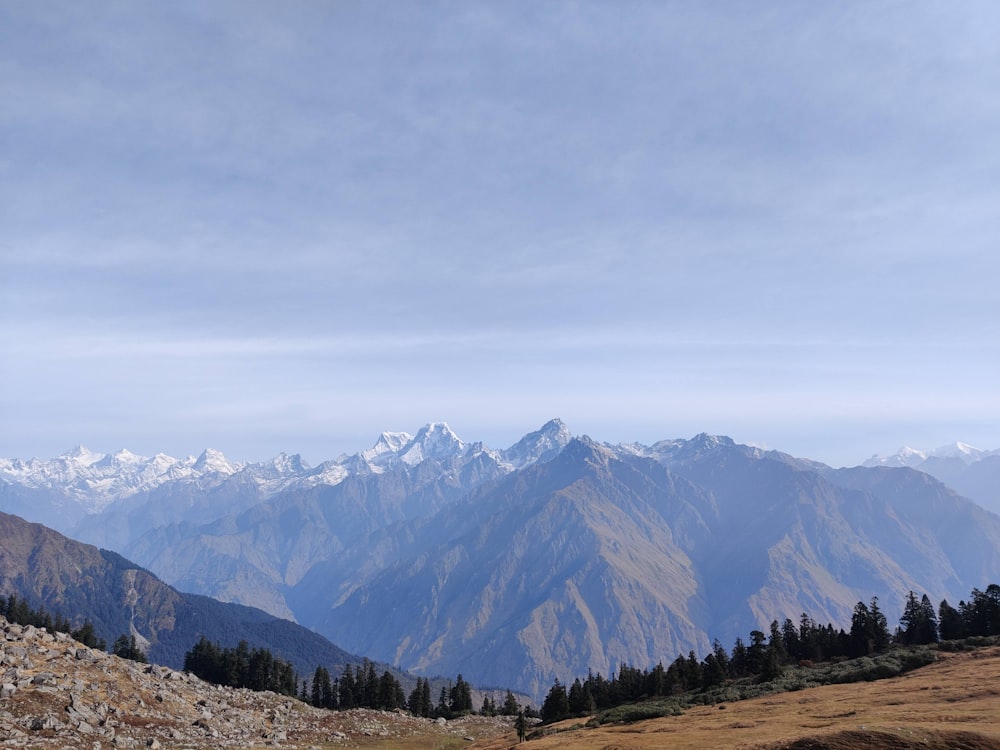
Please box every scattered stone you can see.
[0,614,515,749]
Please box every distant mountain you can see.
[865,443,1000,514]
[0,510,361,677]
[309,435,1000,698]
[309,438,714,698]
[3,422,1000,702]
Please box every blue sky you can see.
[2,2,999,466]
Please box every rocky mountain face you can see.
[0,615,512,749]
[3,421,1000,701]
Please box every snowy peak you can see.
[863,447,927,468]
[398,422,465,466]
[503,418,573,468]
[929,442,987,463]
[865,442,998,469]
[619,433,737,465]
[271,452,309,474]
[375,431,412,453]
[360,431,414,464]
[0,423,760,518]
[95,448,144,471]
[192,448,242,475]
[60,445,105,467]
[252,452,310,479]
[0,446,248,511]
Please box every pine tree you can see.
[501,690,520,716]
[700,653,727,688]
[899,592,939,645]
[408,678,426,716]
[377,670,402,710]
[730,636,749,677]
[782,618,801,660]
[938,599,965,641]
[758,643,784,683]
[870,596,890,651]
[768,620,788,663]
[112,634,147,663]
[747,630,767,674]
[450,673,473,713]
[515,710,527,743]
[541,679,569,723]
[339,665,356,709]
[71,621,106,650]
[311,666,330,708]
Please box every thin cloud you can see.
[3,1,999,465]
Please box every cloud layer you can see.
[3,2,999,464]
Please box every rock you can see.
[0,614,515,749]
[28,715,61,731]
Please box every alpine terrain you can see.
[3,420,1000,699]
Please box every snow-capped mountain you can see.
[502,417,572,468]
[4,423,1000,701]
[863,442,1000,513]
[0,445,245,512]
[0,420,574,548]
[864,442,997,468]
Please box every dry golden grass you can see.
[474,647,1000,750]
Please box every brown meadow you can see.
[474,646,1000,750]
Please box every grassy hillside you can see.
[475,645,1000,750]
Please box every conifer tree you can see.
[541,679,569,723]
[501,689,519,716]
[112,634,147,663]
[938,599,965,640]
[339,665,356,709]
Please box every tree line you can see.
[182,636,299,696]
[183,637,523,718]
[538,583,1000,723]
[1,593,147,662]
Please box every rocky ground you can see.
[0,616,515,749]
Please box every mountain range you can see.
[3,420,1000,700]
[865,443,1000,514]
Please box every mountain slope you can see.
[98,420,573,619]
[314,439,712,698]
[0,510,358,676]
[302,436,1000,698]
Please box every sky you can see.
[2,1,999,468]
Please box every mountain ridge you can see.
[3,421,1000,701]
[0,509,370,679]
